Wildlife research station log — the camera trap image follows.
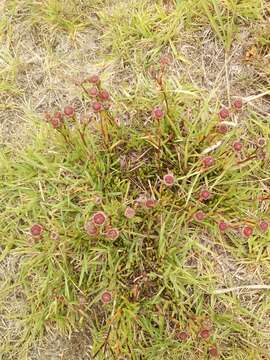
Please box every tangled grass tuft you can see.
[0,65,270,359]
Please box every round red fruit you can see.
[199,328,210,339]
[233,141,242,152]
[209,346,219,357]
[54,111,63,120]
[218,221,228,232]
[202,156,215,168]
[217,123,228,134]
[64,106,75,117]
[92,211,107,226]
[85,221,99,237]
[219,108,229,120]
[88,87,98,97]
[124,207,136,219]
[99,90,110,101]
[92,102,102,112]
[89,74,100,84]
[242,226,253,238]
[145,199,158,208]
[259,220,269,232]
[177,331,189,341]
[101,291,112,304]
[105,227,120,241]
[163,173,175,187]
[233,98,243,110]
[152,107,165,120]
[194,211,206,222]
[50,117,61,129]
[31,224,44,236]
[200,189,211,201]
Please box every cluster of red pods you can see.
[178,328,219,357]
[45,74,111,128]
[192,184,269,238]
[84,211,119,240]
[153,101,268,238]
[40,92,269,239]
[86,74,110,112]
[36,88,269,359]
[45,106,75,129]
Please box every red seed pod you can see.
[242,225,253,238]
[218,221,229,232]
[92,211,107,226]
[163,173,175,187]
[31,224,44,236]
[92,101,103,112]
[202,156,215,168]
[233,141,242,152]
[259,220,269,233]
[145,199,158,209]
[64,106,75,117]
[177,331,189,341]
[199,189,211,201]
[50,117,61,129]
[84,221,99,237]
[216,123,229,134]
[88,87,98,97]
[233,98,243,110]
[194,211,206,222]
[152,107,165,120]
[124,207,136,219]
[105,227,120,241]
[199,328,210,339]
[209,346,219,357]
[101,291,112,304]
[89,74,100,84]
[219,108,230,120]
[54,111,63,120]
[99,90,110,101]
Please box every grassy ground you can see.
[0,0,270,359]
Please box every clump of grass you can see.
[99,0,265,66]
[194,0,264,50]
[4,0,104,43]
[0,49,22,96]
[99,0,188,68]
[1,63,270,359]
